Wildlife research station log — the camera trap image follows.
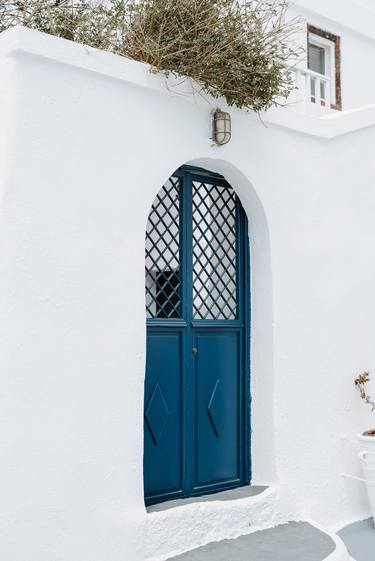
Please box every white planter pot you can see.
[358,433,375,525]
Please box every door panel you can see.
[144,331,183,501]
[194,331,241,490]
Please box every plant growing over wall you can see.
[0,0,302,111]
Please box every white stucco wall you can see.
[1,22,375,561]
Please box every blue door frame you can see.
[144,166,251,506]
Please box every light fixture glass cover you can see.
[213,109,231,145]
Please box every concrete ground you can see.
[167,521,336,561]
[338,518,375,561]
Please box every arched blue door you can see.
[144,166,250,506]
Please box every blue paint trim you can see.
[147,319,188,328]
[178,164,225,180]
[242,201,252,486]
[191,320,244,328]
[182,168,194,499]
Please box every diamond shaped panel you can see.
[145,383,169,445]
[207,379,226,437]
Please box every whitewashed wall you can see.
[1,21,375,561]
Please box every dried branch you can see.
[355,372,375,412]
[0,0,304,111]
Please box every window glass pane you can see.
[308,43,326,75]
[145,177,181,319]
[192,181,238,320]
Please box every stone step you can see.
[167,522,336,561]
[145,486,283,560]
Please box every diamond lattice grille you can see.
[192,181,238,320]
[145,177,181,319]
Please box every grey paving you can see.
[167,521,336,561]
[338,518,375,561]
[147,485,267,513]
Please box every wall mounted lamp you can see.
[212,109,231,146]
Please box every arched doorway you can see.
[144,166,250,506]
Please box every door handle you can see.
[192,347,198,355]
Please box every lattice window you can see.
[145,177,181,319]
[192,181,238,320]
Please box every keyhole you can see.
[192,347,198,355]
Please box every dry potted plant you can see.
[355,372,375,523]
[355,372,375,439]
[0,0,302,112]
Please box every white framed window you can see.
[307,26,341,110]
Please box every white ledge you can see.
[1,26,375,140]
[262,103,375,139]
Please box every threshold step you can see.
[147,485,267,513]
[167,521,336,561]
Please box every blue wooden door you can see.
[144,167,250,506]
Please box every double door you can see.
[144,166,250,506]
